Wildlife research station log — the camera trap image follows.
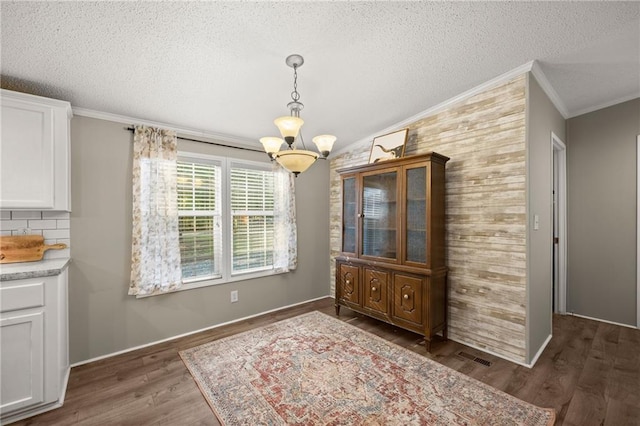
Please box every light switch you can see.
[533,214,539,230]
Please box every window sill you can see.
[179,268,288,292]
[134,268,289,299]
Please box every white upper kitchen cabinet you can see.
[1,90,72,211]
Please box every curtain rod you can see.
[125,127,264,153]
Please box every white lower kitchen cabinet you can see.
[0,261,69,424]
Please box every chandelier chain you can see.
[291,65,300,102]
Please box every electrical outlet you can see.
[230,290,238,303]
[16,228,31,236]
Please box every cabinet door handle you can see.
[403,294,409,300]
[371,286,377,292]
[345,280,351,286]
[358,213,364,218]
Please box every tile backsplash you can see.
[1,210,71,260]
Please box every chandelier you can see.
[260,54,336,176]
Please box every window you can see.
[230,167,274,274]
[177,153,278,286]
[177,158,222,281]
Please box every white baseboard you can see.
[71,295,331,367]
[528,334,553,368]
[1,367,71,425]
[58,367,70,406]
[444,333,552,369]
[1,399,64,425]
[564,312,638,329]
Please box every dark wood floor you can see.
[11,297,640,425]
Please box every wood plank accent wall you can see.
[329,75,527,362]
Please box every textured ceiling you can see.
[1,2,639,152]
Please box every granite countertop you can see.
[0,258,71,281]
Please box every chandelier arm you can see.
[298,131,308,150]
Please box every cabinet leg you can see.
[443,327,448,341]
[335,304,341,315]
[424,338,432,352]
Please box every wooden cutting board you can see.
[0,235,67,263]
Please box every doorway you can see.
[552,133,567,314]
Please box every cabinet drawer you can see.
[0,281,45,313]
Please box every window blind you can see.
[230,167,275,274]
[177,160,222,280]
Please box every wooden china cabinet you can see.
[335,152,449,351]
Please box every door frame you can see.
[552,133,567,314]
[637,135,640,327]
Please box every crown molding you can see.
[567,92,640,119]
[530,61,569,119]
[72,107,258,149]
[2,88,73,118]
[333,61,541,156]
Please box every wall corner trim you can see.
[530,61,569,119]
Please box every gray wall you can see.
[526,74,566,362]
[69,115,331,363]
[566,98,639,326]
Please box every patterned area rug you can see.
[180,311,555,425]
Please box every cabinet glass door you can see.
[406,166,427,264]
[361,171,397,259]
[342,177,357,253]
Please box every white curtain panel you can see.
[129,126,182,296]
[273,165,298,272]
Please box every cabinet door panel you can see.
[405,165,428,265]
[1,311,44,412]
[361,171,398,261]
[338,263,360,305]
[342,176,357,254]
[363,268,388,314]
[393,274,424,326]
[0,101,55,209]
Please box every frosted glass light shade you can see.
[274,116,304,143]
[312,134,336,158]
[275,150,319,176]
[259,137,284,157]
